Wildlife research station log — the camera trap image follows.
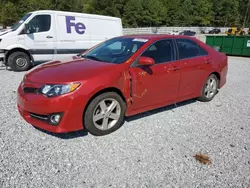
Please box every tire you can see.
[84,92,126,136]
[8,51,31,71]
[198,74,219,102]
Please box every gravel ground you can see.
[0,56,250,188]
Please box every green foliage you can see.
[162,0,182,26]
[212,0,240,27]
[0,0,250,28]
[141,0,166,26]
[192,0,213,26]
[179,0,194,26]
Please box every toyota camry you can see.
[17,35,228,136]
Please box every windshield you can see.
[11,13,32,31]
[82,37,149,64]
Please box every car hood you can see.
[25,56,117,84]
[0,29,12,36]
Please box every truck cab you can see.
[0,10,123,71]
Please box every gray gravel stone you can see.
[0,56,250,188]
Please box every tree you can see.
[192,0,213,26]
[84,0,126,18]
[179,0,194,26]
[239,0,250,27]
[212,0,240,27]
[0,0,249,28]
[162,0,182,26]
[0,1,22,27]
[122,0,144,27]
[140,0,166,27]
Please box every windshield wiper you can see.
[83,55,103,62]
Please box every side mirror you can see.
[24,24,30,34]
[138,56,155,66]
[212,46,220,52]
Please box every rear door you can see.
[129,39,181,110]
[176,38,209,98]
[24,13,55,63]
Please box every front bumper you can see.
[0,52,7,66]
[0,52,4,58]
[0,53,4,61]
[17,82,87,133]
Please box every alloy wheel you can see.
[204,77,217,99]
[92,98,121,130]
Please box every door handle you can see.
[46,35,53,39]
[205,58,212,64]
[164,66,180,72]
[171,66,180,71]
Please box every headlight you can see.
[22,74,26,81]
[40,83,81,97]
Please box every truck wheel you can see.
[8,51,31,71]
[84,92,126,136]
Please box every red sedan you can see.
[17,35,228,136]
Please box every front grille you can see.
[23,87,39,94]
[30,112,49,121]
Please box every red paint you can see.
[138,56,155,66]
[17,35,228,133]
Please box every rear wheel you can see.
[84,92,126,136]
[198,74,219,102]
[8,51,31,71]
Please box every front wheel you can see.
[198,74,219,102]
[84,92,126,136]
[8,51,31,71]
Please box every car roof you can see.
[121,34,196,40]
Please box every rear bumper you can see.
[219,63,228,88]
[17,84,87,133]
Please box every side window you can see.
[199,46,208,56]
[27,15,51,33]
[141,40,175,64]
[176,39,208,59]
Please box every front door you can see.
[24,14,55,63]
[129,39,181,110]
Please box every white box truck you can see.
[0,10,123,71]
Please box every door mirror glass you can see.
[24,23,30,34]
[138,56,155,66]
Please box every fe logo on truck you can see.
[66,16,86,34]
